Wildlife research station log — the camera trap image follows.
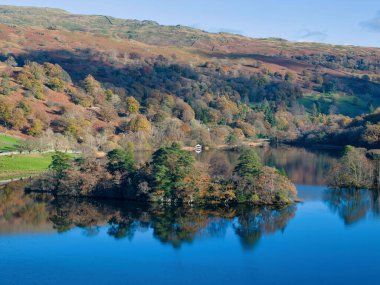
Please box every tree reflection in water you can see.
[0,182,50,233]
[108,217,140,240]
[233,205,296,250]
[195,146,339,186]
[323,188,380,225]
[0,182,297,250]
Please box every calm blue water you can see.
[1,147,380,285]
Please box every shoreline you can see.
[181,139,270,152]
[23,188,298,208]
[0,176,34,186]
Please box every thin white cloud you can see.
[361,11,380,32]
[298,29,328,42]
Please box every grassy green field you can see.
[0,153,52,180]
[298,93,374,117]
[0,134,21,153]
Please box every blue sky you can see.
[2,0,380,47]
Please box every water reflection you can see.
[0,182,296,250]
[259,146,340,185]
[195,146,339,185]
[50,199,297,250]
[323,188,380,225]
[0,182,51,234]
[2,147,365,246]
[233,205,296,250]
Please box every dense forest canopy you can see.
[0,5,380,152]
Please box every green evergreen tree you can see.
[234,148,262,179]
[311,103,319,117]
[49,151,71,179]
[262,100,276,126]
[226,133,238,145]
[151,143,195,198]
[106,148,135,174]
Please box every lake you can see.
[1,146,380,285]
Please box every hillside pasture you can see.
[299,93,374,117]
[0,134,20,153]
[0,153,52,180]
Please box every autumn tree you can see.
[226,133,238,145]
[47,77,65,92]
[233,148,296,204]
[0,99,12,127]
[0,75,12,95]
[215,96,239,124]
[163,95,175,110]
[5,56,17,67]
[10,108,27,130]
[236,120,256,138]
[27,119,44,136]
[285,72,296,82]
[153,118,185,146]
[18,139,40,153]
[99,104,117,122]
[68,87,93,107]
[30,83,46,100]
[329,146,374,189]
[17,100,31,115]
[43,63,71,82]
[128,115,152,133]
[105,89,114,101]
[126,96,140,114]
[174,98,195,122]
[83,75,101,96]
[362,124,380,146]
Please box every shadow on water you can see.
[323,188,380,226]
[0,181,296,250]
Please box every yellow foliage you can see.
[84,75,101,95]
[128,115,152,133]
[28,119,43,136]
[126,96,140,114]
